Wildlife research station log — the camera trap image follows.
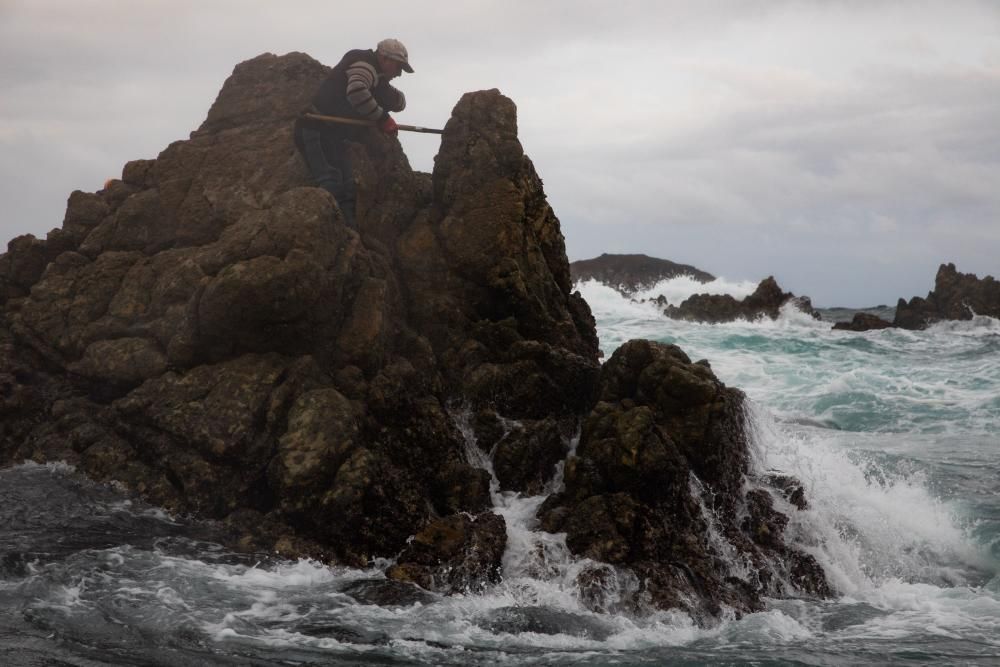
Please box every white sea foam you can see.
[449,407,630,614]
[202,557,349,590]
[9,460,77,474]
[12,277,999,663]
[746,404,993,593]
[834,580,1000,647]
[925,313,1000,335]
[575,276,815,322]
[628,275,762,304]
[395,289,1000,653]
[179,371,994,659]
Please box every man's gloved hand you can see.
[379,116,399,136]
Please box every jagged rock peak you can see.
[894,263,1000,330]
[832,263,999,332]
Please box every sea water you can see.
[1,277,998,665]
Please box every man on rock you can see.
[295,38,413,228]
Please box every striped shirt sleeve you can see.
[345,61,386,120]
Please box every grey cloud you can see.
[2,0,999,307]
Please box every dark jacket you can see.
[296,49,406,151]
[311,48,406,122]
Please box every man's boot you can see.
[329,182,357,229]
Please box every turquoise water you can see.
[585,279,1000,649]
[1,278,998,665]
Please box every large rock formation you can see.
[539,341,829,618]
[663,276,819,323]
[570,253,714,296]
[894,263,1000,330]
[0,52,826,617]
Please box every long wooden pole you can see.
[302,112,443,135]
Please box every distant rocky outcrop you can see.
[894,263,1000,329]
[831,313,893,332]
[664,276,820,323]
[829,263,1000,332]
[0,52,826,618]
[570,253,714,296]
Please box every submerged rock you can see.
[339,579,438,608]
[386,511,506,594]
[832,312,894,332]
[664,276,820,323]
[477,605,613,640]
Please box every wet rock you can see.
[540,339,830,616]
[222,508,329,560]
[765,473,809,510]
[664,276,820,323]
[431,458,493,516]
[294,622,390,645]
[743,488,789,549]
[492,418,569,495]
[820,602,886,631]
[386,511,506,594]
[477,605,613,640]
[471,408,506,454]
[339,578,438,608]
[894,263,1000,329]
[574,563,641,614]
[267,386,362,517]
[788,550,833,598]
[832,313,894,331]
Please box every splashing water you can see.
[2,276,999,665]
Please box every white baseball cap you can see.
[376,38,413,73]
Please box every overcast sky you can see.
[2,1,998,306]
